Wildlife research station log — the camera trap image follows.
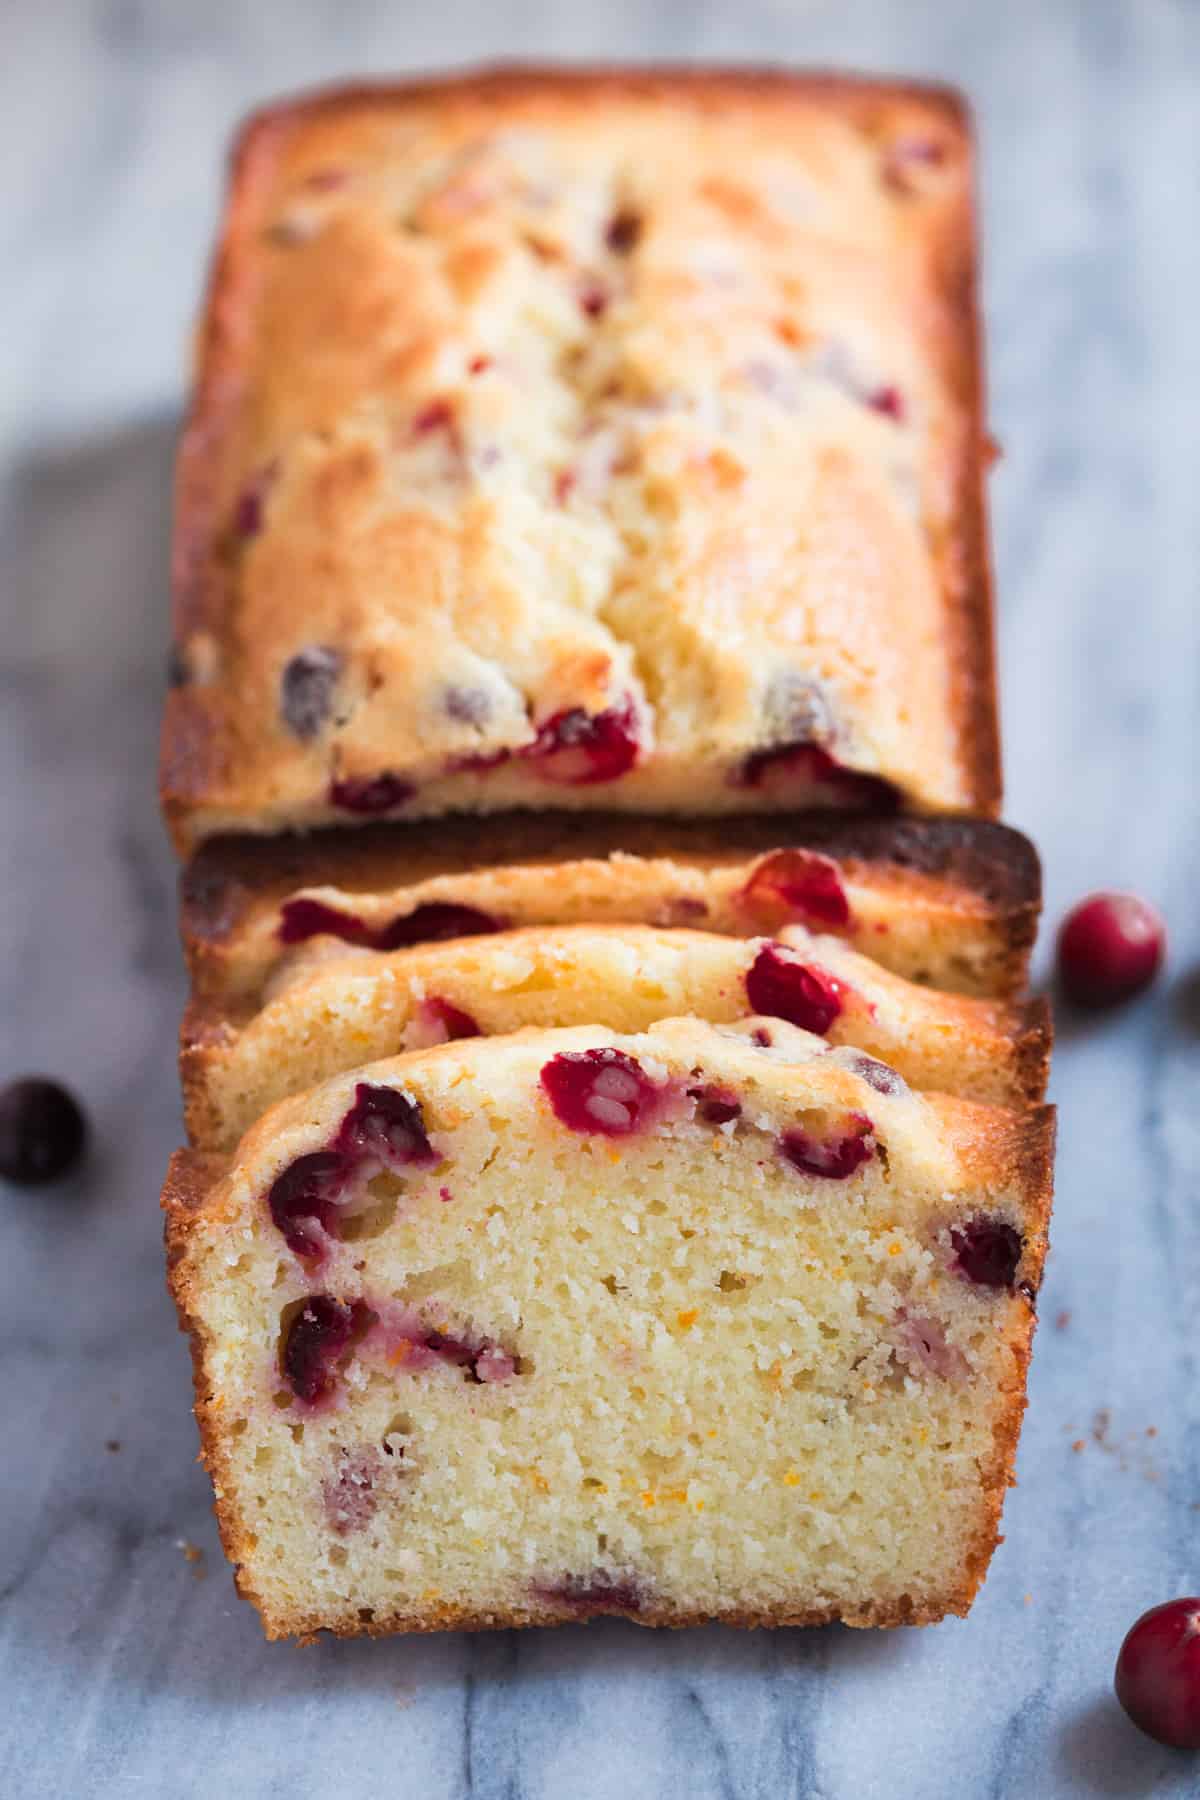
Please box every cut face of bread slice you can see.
[180,813,1041,1004]
[164,1018,1053,1641]
[182,921,1050,1152]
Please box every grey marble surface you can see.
[2,1,1198,1794]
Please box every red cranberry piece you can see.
[605,210,642,254]
[280,645,341,742]
[329,773,415,815]
[866,384,905,422]
[523,701,640,785]
[687,1084,742,1126]
[467,355,492,376]
[843,1052,907,1096]
[376,903,501,952]
[780,1114,874,1179]
[535,1571,644,1616]
[282,1295,370,1404]
[737,741,898,812]
[334,1083,438,1170]
[412,399,455,435]
[893,1311,966,1380]
[579,281,609,318]
[0,1077,87,1186]
[420,1328,514,1384]
[950,1216,1023,1290]
[1115,1598,1200,1748]
[1057,892,1166,1007]
[268,1150,348,1261]
[410,997,482,1046]
[745,945,846,1036]
[541,1048,661,1136]
[739,849,852,929]
[231,462,277,538]
[278,899,376,948]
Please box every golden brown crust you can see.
[162,65,999,851]
[179,811,1041,1005]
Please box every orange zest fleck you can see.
[676,1308,698,1331]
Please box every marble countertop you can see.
[2,1,1198,1793]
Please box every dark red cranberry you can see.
[950,1216,1023,1290]
[268,1151,348,1261]
[780,1114,874,1179]
[738,849,852,928]
[605,210,642,254]
[412,998,481,1044]
[687,1084,742,1126]
[523,701,640,785]
[535,1571,644,1616]
[231,463,277,538]
[579,282,609,318]
[0,1077,87,1185]
[329,773,415,815]
[1057,892,1166,1007]
[467,355,492,375]
[280,645,341,741]
[419,1328,514,1383]
[412,399,455,435]
[1115,1598,1200,1748]
[377,903,502,952]
[540,1048,661,1136]
[866,385,905,422]
[333,1083,438,1170]
[745,945,846,1036]
[843,1052,907,1096]
[282,1296,370,1404]
[278,898,501,951]
[737,741,898,812]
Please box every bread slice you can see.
[182,920,1050,1152]
[180,813,1040,1005]
[164,1017,1053,1641]
[162,67,998,852]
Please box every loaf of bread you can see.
[162,69,998,852]
[180,813,1039,1006]
[164,1018,1052,1639]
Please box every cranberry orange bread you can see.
[182,921,1050,1151]
[162,68,999,852]
[164,1018,1053,1639]
[181,813,1039,1005]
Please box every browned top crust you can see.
[162,65,999,852]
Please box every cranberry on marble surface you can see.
[0,1077,87,1186]
[950,1216,1023,1290]
[541,1048,662,1136]
[738,849,852,929]
[737,740,898,813]
[334,1083,438,1171]
[1057,892,1165,1007]
[268,1151,348,1262]
[282,1296,370,1404]
[280,645,341,742]
[745,945,847,1036]
[523,701,641,785]
[1115,1598,1200,1749]
[328,773,416,815]
[780,1114,874,1179]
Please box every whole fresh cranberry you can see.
[1057,892,1165,1006]
[0,1078,87,1185]
[1115,1598,1200,1748]
[540,1048,661,1135]
[745,945,847,1036]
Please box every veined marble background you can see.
[2,1,1198,1794]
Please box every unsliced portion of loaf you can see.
[165,1018,1053,1641]
[162,68,998,851]
[180,813,1041,1005]
[182,920,1050,1151]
